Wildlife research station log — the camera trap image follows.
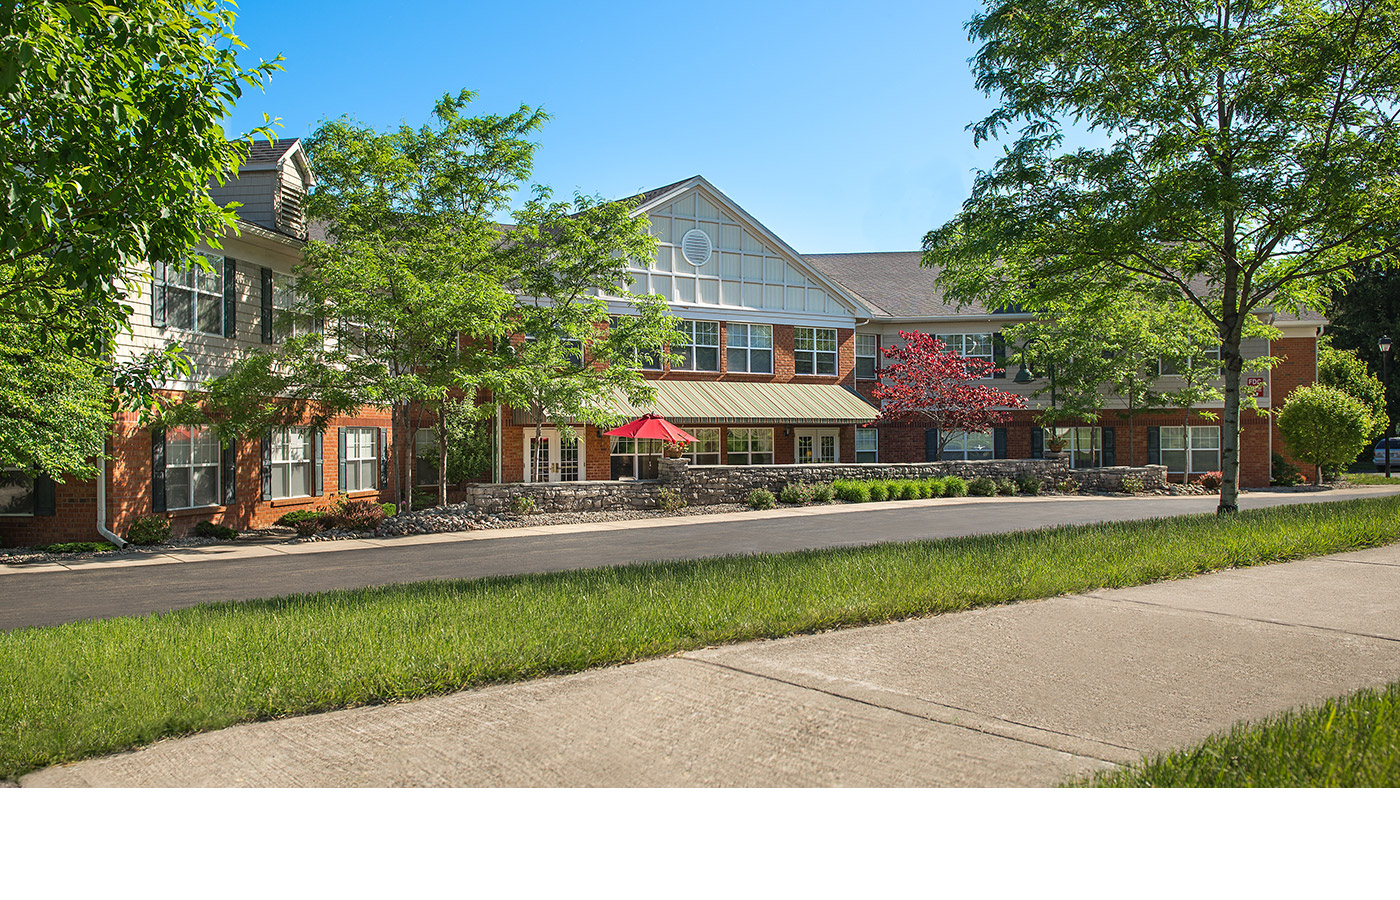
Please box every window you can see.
[1159,426,1221,473]
[339,321,370,357]
[1158,347,1222,376]
[855,428,878,463]
[610,436,665,480]
[166,425,222,509]
[675,320,720,371]
[935,333,994,368]
[726,323,773,374]
[610,316,662,370]
[942,430,994,461]
[270,427,313,499]
[0,468,34,516]
[794,327,837,375]
[414,428,438,486]
[1048,426,1102,468]
[726,428,773,465]
[341,427,379,492]
[272,272,314,342]
[686,428,721,465]
[155,253,223,335]
[855,333,879,380]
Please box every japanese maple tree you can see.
[871,331,1026,460]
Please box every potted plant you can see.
[662,439,688,459]
[1043,427,1069,460]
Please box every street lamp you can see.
[1381,335,1393,478]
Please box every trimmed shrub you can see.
[411,490,438,511]
[126,515,170,546]
[38,541,117,554]
[746,488,776,510]
[778,482,809,505]
[897,481,919,500]
[1277,383,1372,482]
[327,499,387,532]
[942,476,968,497]
[915,480,934,499]
[968,476,996,496]
[381,503,398,518]
[1194,471,1224,491]
[994,478,1017,496]
[868,482,889,502]
[275,509,326,528]
[193,521,237,540]
[1015,475,1041,496]
[1270,452,1304,487]
[510,495,537,516]
[1120,475,1146,495]
[808,482,835,503]
[658,488,687,513]
[834,480,871,503]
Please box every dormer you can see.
[209,138,316,240]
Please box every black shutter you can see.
[1147,427,1161,465]
[313,430,324,495]
[151,428,167,513]
[379,427,389,489]
[261,431,273,500]
[992,333,1007,379]
[924,428,940,462]
[338,427,347,493]
[33,474,56,517]
[222,439,237,504]
[1030,427,1044,459]
[151,263,165,327]
[994,427,1008,459]
[260,267,273,344]
[222,257,237,338]
[1102,427,1116,467]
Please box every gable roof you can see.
[803,251,1006,319]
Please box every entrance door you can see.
[794,428,840,464]
[523,430,585,482]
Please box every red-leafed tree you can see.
[871,331,1027,460]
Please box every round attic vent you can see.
[680,228,712,267]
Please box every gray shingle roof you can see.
[243,138,301,164]
[804,251,1002,319]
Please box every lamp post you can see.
[1382,335,1393,478]
[1015,335,1058,453]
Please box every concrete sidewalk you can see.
[4,485,1398,631]
[22,542,1400,787]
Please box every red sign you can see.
[1246,376,1267,398]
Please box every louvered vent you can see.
[680,228,712,266]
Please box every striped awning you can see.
[514,380,879,426]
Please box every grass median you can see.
[1080,680,1400,787]
[3,496,1400,780]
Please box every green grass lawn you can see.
[1081,681,1400,787]
[3,496,1400,780]
[1342,472,1400,485]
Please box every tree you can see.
[1277,384,1370,483]
[1319,334,1390,449]
[925,0,1400,513]
[872,331,1026,459]
[1325,265,1400,432]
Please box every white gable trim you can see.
[632,176,874,322]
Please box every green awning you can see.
[515,380,879,426]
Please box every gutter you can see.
[95,449,126,548]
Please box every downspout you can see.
[96,445,127,547]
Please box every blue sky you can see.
[226,0,1011,253]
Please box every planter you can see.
[1042,449,1070,461]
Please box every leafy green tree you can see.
[0,0,280,473]
[1277,384,1370,484]
[925,0,1400,512]
[1316,338,1388,469]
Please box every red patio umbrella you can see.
[603,413,698,443]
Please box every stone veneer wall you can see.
[455,460,1168,514]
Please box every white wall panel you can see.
[699,279,719,304]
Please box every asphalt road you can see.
[2,487,1397,631]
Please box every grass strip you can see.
[3,496,1399,779]
[1343,473,1400,486]
[1079,680,1400,787]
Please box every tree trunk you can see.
[1218,319,1244,514]
[531,419,545,484]
[391,401,404,513]
[436,404,449,508]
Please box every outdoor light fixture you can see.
[1014,363,1034,383]
[1381,336,1393,479]
[1381,335,1393,354]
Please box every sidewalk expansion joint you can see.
[1083,593,1400,645]
[1315,557,1400,569]
[679,655,1134,766]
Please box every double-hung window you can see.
[675,320,720,371]
[686,428,721,465]
[855,334,879,380]
[1159,426,1221,473]
[726,323,773,374]
[272,272,314,342]
[155,253,223,335]
[166,425,222,509]
[270,427,313,499]
[0,468,35,516]
[341,427,379,492]
[936,333,993,368]
[794,327,837,375]
[942,430,994,461]
[855,428,878,463]
[726,428,773,465]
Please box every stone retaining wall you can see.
[456,460,1167,514]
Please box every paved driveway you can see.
[2,486,1397,631]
